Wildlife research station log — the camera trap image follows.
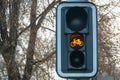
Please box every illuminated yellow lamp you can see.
[70,33,84,49]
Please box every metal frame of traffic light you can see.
[56,2,98,78]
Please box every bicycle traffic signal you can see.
[56,2,98,78]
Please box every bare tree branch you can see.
[99,2,119,22]
[41,26,55,32]
[18,0,61,37]
[33,51,55,65]
[36,0,61,28]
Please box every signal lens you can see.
[70,51,84,68]
[66,7,88,31]
[70,33,84,49]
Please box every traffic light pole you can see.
[65,0,88,2]
[65,0,90,80]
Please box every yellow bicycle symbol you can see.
[70,38,84,47]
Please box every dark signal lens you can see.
[70,51,84,68]
[66,7,88,31]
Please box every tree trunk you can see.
[2,52,21,80]
[0,0,61,80]
[22,0,37,80]
[0,0,21,80]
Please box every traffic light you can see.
[56,2,98,78]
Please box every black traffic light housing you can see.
[56,2,98,78]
